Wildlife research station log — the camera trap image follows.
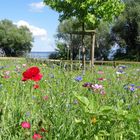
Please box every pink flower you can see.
[32,133,42,140]
[21,121,30,129]
[43,95,49,100]
[3,71,10,78]
[91,84,103,91]
[3,75,10,79]
[4,71,10,75]
[22,64,27,67]
[100,90,106,95]
[91,84,103,90]
[97,71,104,74]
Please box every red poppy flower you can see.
[33,84,39,89]
[32,133,42,140]
[22,67,43,81]
[97,78,106,81]
[40,128,48,132]
[21,121,31,129]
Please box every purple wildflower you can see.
[82,82,92,88]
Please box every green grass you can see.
[0,59,140,140]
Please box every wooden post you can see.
[63,29,96,71]
[69,34,73,70]
[91,33,95,67]
[70,34,73,61]
[67,44,69,60]
[82,23,85,72]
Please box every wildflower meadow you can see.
[0,58,140,140]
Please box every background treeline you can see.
[49,0,140,61]
[0,19,33,57]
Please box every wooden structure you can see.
[65,30,96,70]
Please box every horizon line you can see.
[30,51,55,52]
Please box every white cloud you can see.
[32,38,55,52]
[16,20,47,39]
[29,2,45,12]
[15,20,55,52]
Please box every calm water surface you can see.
[27,52,54,58]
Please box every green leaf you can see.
[98,130,110,136]
[75,95,89,106]
[125,114,138,121]
[99,106,113,113]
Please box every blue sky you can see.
[0,0,60,52]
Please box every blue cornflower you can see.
[75,76,82,82]
[124,84,136,92]
[129,87,135,92]
[73,99,78,104]
[26,112,30,117]
[127,105,131,110]
[0,83,3,88]
[124,84,128,89]
[118,65,127,69]
[136,86,140,89]
[49,73,54,78]
[130,84,135,87]
[116,69,125,74]
[137,100,140,105]
[0,66,4,70]
[118,69,124,73]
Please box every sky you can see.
[0,0,60,52]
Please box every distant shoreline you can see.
[28,51,55,58]
[30,51,55,53]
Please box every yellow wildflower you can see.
[91,116,97,124]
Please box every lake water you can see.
[27,52,54,59]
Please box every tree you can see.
[111,0,140,60]
[44,0,124,65]
[55,18,83,60]
[53,18,111,60]
[44,0,124,26]
[0,19,33,57]
[95,21,113,60]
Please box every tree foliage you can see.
[44,0,124,27]
[112,0,140,60]
[55,18,83,60]
[44,0,124,62]
[50,18,111,60]
[0,19,33,57]
[49,43,68,60]
[95,22,113,60]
